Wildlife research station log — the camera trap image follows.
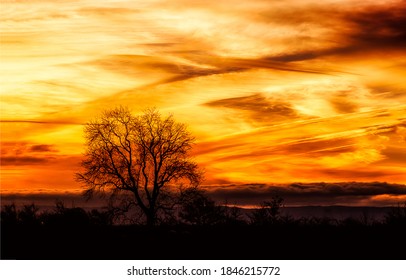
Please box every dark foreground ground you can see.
[2,223,405,260]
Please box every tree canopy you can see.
[76,107,202,225]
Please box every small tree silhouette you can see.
[40,201,90,226]
[1,203,40,226]
[18,204,40,226]
[385,202,406,226]
[178,188,226,226]
[250,196,284,225]
[0,203,18,226]
[76,107,202,226]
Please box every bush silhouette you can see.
[178,188,226,226]
[250,196,284,225]
[384,202,406,226]
[0,203,18,226]
[18,204,40,226]
[40,201,90,227]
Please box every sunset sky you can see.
[1,0,406,206]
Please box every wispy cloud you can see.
[29,144,58,153]
[1,156,54,166]
[0,120,82,125]
[1,0,406,202]
[1,142,60,166]
[205,94,299,123]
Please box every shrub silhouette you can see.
[1,203,40,226]
[221,204,245,225]
[88,209,114,226]
[384,202,406,226]
[40,201,90,227]
[178,188,226,226]
[250,196,284,225]
[18,204,40,226]
[0,203,18,226]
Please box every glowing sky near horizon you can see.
[1,0,406,205]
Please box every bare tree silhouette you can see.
[250,196,284,225]
[76,107,202,226]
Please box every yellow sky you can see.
[1,0,406,202]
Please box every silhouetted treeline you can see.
[2,197,406,227]
[1,201,114,227]
[2,195,406,259]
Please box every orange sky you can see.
[1,0,406,205]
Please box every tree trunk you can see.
[146,209,156,227]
